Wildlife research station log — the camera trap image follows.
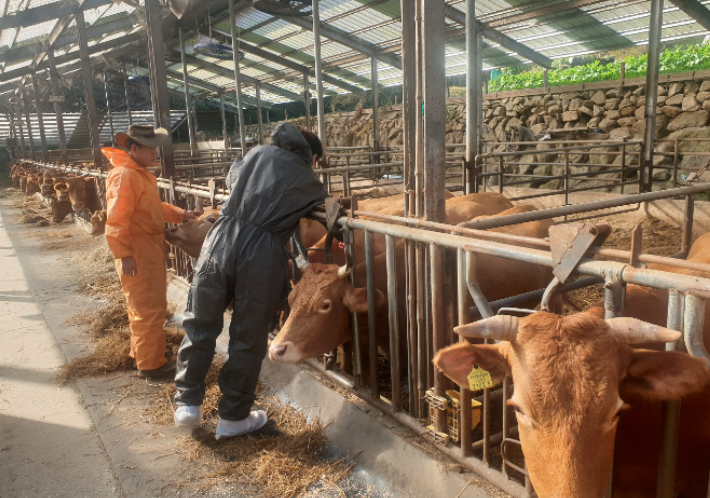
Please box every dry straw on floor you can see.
[146,363,351,498]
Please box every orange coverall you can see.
[103,148,185,370]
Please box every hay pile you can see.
[146,365,350,498]
[565,216,685,311]
[57,325,185,383]
[13,195,51,226]
[0,187,22,199]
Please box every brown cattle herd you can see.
[6,161,710,497]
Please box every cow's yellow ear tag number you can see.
[467,364,493,391]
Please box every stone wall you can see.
[242,78,710,185]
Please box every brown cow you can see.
[91,210,107,236]
[26,175,41,195]
[51,184,73,223]
[65,176,101,212]
[308,192,516,265]
[574,231,710,497]
[434,312,710,498]
[270,202,553,371]
[165,207,221,258]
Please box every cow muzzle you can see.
[268,341,301,363]
[72,202,85,210]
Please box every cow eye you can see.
[319,300,332,313]
[207,217,217,223]
[507,399,525,417]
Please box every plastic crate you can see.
[425,389,482,443]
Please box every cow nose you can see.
[269,343,288,361]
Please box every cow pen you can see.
[22,155,710,497]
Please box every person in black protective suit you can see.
[173,122,327,439]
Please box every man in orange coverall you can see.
[103,124,201,379]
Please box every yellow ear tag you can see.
[467,364,493,391]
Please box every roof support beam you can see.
[443,5,552,68]
[0,0,112,31]
[0,31,143,82]
[179,52,301,101]
[285,15,402,70]
[210,32,365,95]
[0,17,136,65]
[485,0,606,29]
[668,0,710,31]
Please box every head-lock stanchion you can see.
[540,222,611,311]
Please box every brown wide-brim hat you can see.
[115,124,168,148]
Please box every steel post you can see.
[20,84,36,160]
[14,104,26,158]
[371,56,380,163]
[229,0,247,155]
[122,61,132,126]
[681,195,694,256]
[7,109,15,161]
[457,249,473,457]
[256,83,264,144]
[179,28,196,155]
[656,290,684,498]
[219,92,229,150]
[401,0,416,216]
[364,230,380,396]
[642,0,663,191]
[313,0,326,148]
[145,0,176,177]
[303,73,311,130]
[31,73,48,162]
[385,235,401,409]
[465,0,479,194]
[430,244,447,433]
[48,49,68,164]
[422,0,446,222]
[76,10,103,169]
[103,75,115,147]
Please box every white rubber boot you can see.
[174,405,202,429]
[215,410,268,440]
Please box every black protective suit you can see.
[174,122,327,420]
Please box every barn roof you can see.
[0,0,709,108]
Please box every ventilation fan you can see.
[252,0,312,17]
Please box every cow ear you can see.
[343,287,386,313]
[433,342,511,388]
[621,350,710,401]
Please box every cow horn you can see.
[454,315,520,342]
[605,317,681,344]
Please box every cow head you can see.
[41,179,55,198]
[54,182,70,203]
[269,261,385,363]
[26,176,41,195]
[66,176,97,211]
[91,209,107,236]
[434,312,710,498]
[51,194,73,223]
[164,208,220,258]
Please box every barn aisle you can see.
[0,207,122,497]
